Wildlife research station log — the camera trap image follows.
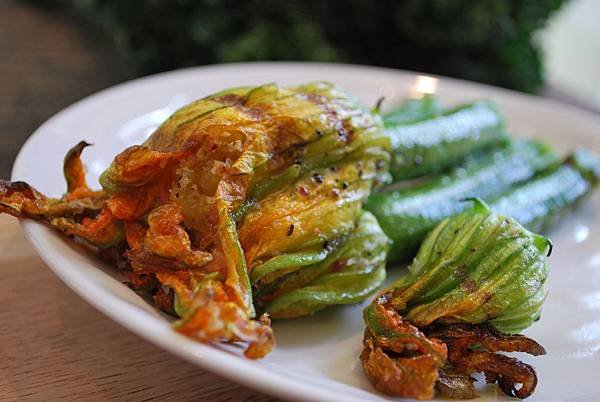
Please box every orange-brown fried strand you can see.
[0,179,104,219]
[51,208,123,247]
[0,141,106,223]
[139,203,212,268]
[361,304,447,400]
[63,141,102,201]
[426,324,546,399]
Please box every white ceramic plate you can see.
[12,63,600,402]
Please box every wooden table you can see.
[0,216,277,401]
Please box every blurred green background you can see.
[36,0,565,93]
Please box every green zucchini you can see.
[386,100,508,180]
[383,95,442,126]
[365,139,558,262]
[491,148,600,232]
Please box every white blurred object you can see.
[410,75,438,97]
[540,0,600,109]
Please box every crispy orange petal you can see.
[142,203,212,268]
[51,208,123,247]
[361,304,447,400]
[0,180,104,218]
[124,220,146,251]
[102,142,197,189]
[172,278,274,359]
[427,324,545,399]
[155,270,199,306]
[63,141,92,193]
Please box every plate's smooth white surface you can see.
[12,63,600,402]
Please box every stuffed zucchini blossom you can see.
[0,82,392,358]
[362,199,550,400]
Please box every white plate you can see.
[12,63,600,402]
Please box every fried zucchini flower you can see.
[362,199,550,399]
[1,82,391,358]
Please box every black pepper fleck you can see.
[287,224,294,236]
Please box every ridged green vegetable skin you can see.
[383,95,442,126]
[255,211,390,318]
[386,100,508,180]
[366,139,558,262]
[490,148,600,230]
